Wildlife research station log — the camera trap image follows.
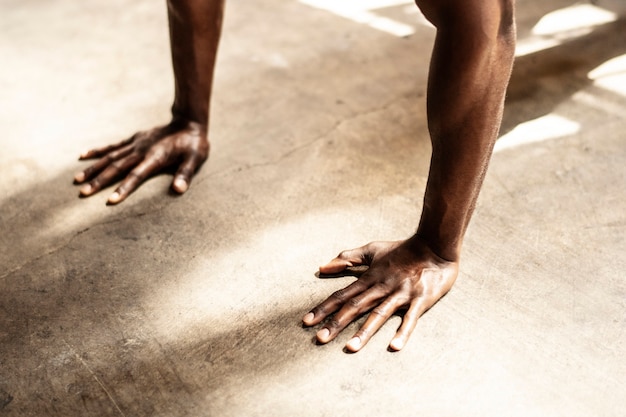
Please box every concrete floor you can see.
[1,0,625,416]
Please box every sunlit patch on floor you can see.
[588,53,626,97]
[144,205,385,342]
[494,114,580,153]
[516,3,618,57]
[298,0,418,37]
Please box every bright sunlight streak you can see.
[532,3,617,36]
[588,54,626,97]
[516,3,618,57]
[494,114,581,153]
[298,0,418,37]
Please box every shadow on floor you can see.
[502,17,626,134]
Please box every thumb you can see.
[319,246,369,274]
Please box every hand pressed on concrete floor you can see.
[74,119,208,204]
[303,235,458,352]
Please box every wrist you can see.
[412,229,462,263]
[168,116,208,136]
[171,102,209,126]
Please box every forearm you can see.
[167,0,225,125]
[416,1,516,262]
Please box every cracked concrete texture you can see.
[1,0,625,416]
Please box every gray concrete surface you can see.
[1,0,625,416]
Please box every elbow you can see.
[416,0,517,47]
[498,0,516,51]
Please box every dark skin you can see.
[304,0,516,352]
[74,0,224,204]
[75,0,516,351]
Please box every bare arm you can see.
[75,0,225,204]
[303,0,516,352]
[416,0,516,261]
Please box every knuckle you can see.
[365,241,384,254]
[364,241,378,252]
[370,306,388,318]
[357,326,372,338]
[337,250,352,260]
[128,152,145,167]
[153,152,168,166]
[394,292,411,306]
[313,301,337,317]
[90,178,101,189]
[327,319,341,330]
[331,289,348,302]
[129,169,146,182]
[373,281,391,293]
[109,148,125,160]
[178,165,195,179]
[347,297,362,309]
[127,171,143,183]
[191,143,209,159]
[116,181,131,194]
[311,305,327,316]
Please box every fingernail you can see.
[74,172,85,182]
[79,151,89,158]
[80,184,92,195]
[347,337,362,351]
[108,192,120,204]
[303,312,314,324]
[173,178,188,193]
[317,328,330,342]
[389,338,404,351]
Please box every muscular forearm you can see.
[416,1,516,262]
[167,0,225,125]
[75,0,225,203]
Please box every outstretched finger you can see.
[79,153,143,197]
[172,152,206,194]
[302,278,371,327]
[314,281,390,344]
[107,155,163,204]
[74,145,134,183]
[346,294,406,352]
[79,137,134,160]
[388,297,431,351]
[319,246,373,275]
